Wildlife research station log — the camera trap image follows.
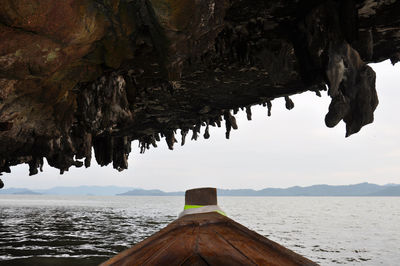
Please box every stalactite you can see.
[326,44,345,98]
[324,42,378,136]
[191,128,198,141]
[165,130,177,150]
[181,129,188,146]
[191,123,201,141]
[28,157,43,176]
[113,136,129,171]
[246,106,252,120]
[84,132,92,168]
[150,135,157,148]
[139,140,146,154]
[139,142,145,154]
[204,122,210,139]
[0,160,11,174]
[138,134,157,154]
[225,119,231,139]
[229,112,238,130]
[284,96,294,110]
[223,111,237,139]
[267,100,272,116]
[215,115,222,128]
[93,135,114,166]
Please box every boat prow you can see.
[102,188,318,266]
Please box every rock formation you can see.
[0,0,399,176]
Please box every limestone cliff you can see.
[0,0,399,176]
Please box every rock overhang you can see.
[0,0,399,177]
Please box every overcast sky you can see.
[2,61,400,191]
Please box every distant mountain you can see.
[120,183,400,197]
[220,183,400,196]
[1,183,399,196]
[367,185,400,196]
[383,183,399,187]
[0,188,41,195]
[35,186,135,196]
[118,189,183,196]
[235,183,386,196]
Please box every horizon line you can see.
[2,182,399,192]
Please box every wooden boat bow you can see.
[101,188,318,266]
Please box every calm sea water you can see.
[0,195,399,265]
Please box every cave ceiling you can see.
[0,0,399,176]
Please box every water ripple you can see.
[1,195,399,265]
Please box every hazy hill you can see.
[34,186,135,196]
[1,183,399,196]
[247,183,384,196]
[121,183,399,197]
[118,189,183,196]
[0,186,135,195]
[0,188,41,195]
[219,183,398,196]
[367,185,400,196]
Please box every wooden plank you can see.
[196,223,256,265]
[102,225,192,265]
[211,224,300,266]
[211,219,317,266]
[142,225,199,265]
[181,254,209,266]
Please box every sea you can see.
[0,195,399,265]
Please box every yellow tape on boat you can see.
[184,205,226,216]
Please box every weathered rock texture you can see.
[0,0,399,176]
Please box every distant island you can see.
[0,186,136,196]
[1,183,399,196]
